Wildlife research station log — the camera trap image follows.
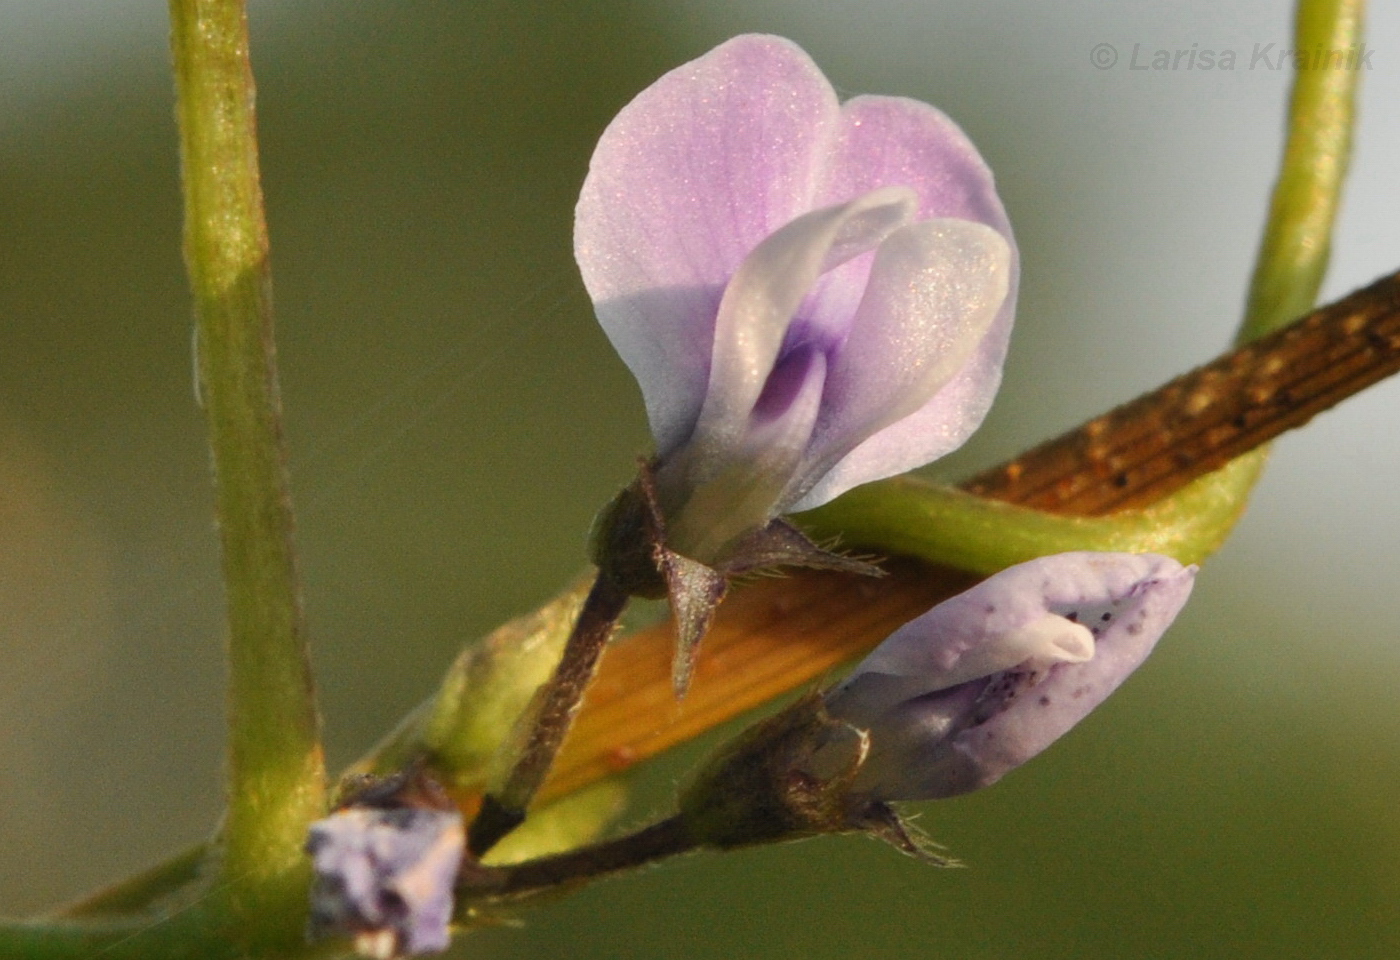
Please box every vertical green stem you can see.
[1240,0,1363,343]
[168,0,325,948]
[1192,0,1365,539]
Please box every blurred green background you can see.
[2,1,1398,957]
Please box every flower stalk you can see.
[462,816,698,903]
[468,574,631,857]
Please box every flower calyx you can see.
[675,692,951,864]
[591,460,882,697]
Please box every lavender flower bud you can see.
[823,552,1196,800]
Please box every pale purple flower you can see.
[306,807,464,958]
[822,553,1196,801]
[576,35,1017,563]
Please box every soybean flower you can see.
[577,34,1017,566]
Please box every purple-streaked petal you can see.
[658,187,918,489]
[789,322,1009,511]
[788,96,1019,511]
[307,807,464,957]
[576,35,841,456]
[689,188,917,462]
[652,187,920,562]
[664,348,828,562]
[826,553,1195,801]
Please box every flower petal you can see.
[789,96,1019,510]
[653,187,918,560]
[847,552,1187,688]
[575,35,841,456]
[795,218,1010,490]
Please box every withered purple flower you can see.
[306,806,464,958]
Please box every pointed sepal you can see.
[857,802,959,867]
[718,518,884,579]
[656,546,729,698]
[592,464,886,701]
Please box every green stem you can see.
[168,0,325,950]
[0,916,223,960]
[803,457,1265,573]
[58,846,206,919]
[1102,0,1361,529]
[1241,0,1364,343]
[0,914,347,960]
[1164,0,1364,561]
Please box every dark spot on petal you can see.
[985,604,997,614]
[753,345,823,423]
[382,808,416,829]
[1100,612,1112,621]
[1065,611,1079,622]
[1127,622,1143,635]
[379,889,408,919]
[1039,695,1051,706]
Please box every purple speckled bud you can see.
[306,807,464,958]
[823,552,1195,800]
